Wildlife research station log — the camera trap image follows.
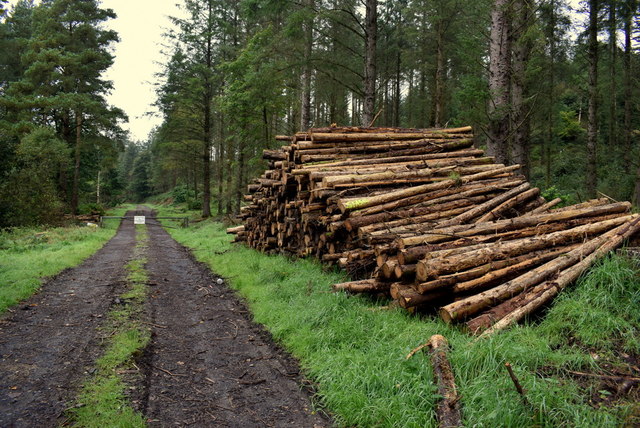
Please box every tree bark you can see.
[586,0,599,198]
[427,335,462,428]
[433,18,445,128]
[608,0,618,148]
[487,0,512,165]
[300,0,314,130]
[471,215,640,336]
[71,111,82,215]
[438,215,637,323]
[511,0,533,179]
[362,0,377,126]
[623,0,635,172]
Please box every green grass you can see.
[0,205,135,314]
[156,208,640,428]
[69,224,150,428]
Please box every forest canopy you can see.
[0,0,639,226]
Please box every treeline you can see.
[1,0,640,226]
[145,0,640,218]
[0,0,127,226]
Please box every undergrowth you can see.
[0,205,134,314]
[156,207,640,427]
[68,224,150,427]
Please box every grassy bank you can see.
[155,206,639,427]
[69,224,150,427]
[0,205,133,314]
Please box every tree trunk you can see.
[217,112,225,215]
[71,111,82,215]
[510,0,533,179]
[300,0,313,130]
[362,0,377,126]
[586,0,599,198]
[433,19,445,128]
[486,0,512,165]
[202,96,212,218]
[201,2,214,218]
[608,1,617,148]
[623,0,635,172]
[395,49,401,126]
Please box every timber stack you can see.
[227,126,640,335]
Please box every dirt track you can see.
[0,208,330,427]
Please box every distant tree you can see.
[0,128,69,226]
[130,148,152,202]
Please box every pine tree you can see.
[5,0,125,214]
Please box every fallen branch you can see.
[428,335,462,428]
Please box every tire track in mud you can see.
[140,208,330,427]
[0,207,331,427]
[0,211,139,427]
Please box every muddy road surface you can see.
[0,208,330,427]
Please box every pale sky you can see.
[101,0,184,142]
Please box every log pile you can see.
[228,126,640,335]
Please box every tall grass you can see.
[157,208,640,427]
[0,205,132,313]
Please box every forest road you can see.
[0,207,330,427]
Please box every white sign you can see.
[134,216,146,224]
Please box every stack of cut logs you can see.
[228,126,640,335]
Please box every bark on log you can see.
[439,214,638,323]
[338,165,520,214]
[475,187,540,222]
[427,335,463,428]
[470,215,640,335]
[295,130,473,142]
[436,183,531,227]
[332,279,389,293]
[226,225,245,234]
[525,197,562,215]
[344,179,525,231]
[397,202,632,248]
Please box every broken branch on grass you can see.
[428,335,462,428]
[505,362,530,407]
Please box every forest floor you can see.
[0,207,329,427]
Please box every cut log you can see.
[436,183,531,227]
[474,187,540,223]
[397,202,632,248]
[343,178,525,231]
[226,225,245,234]
[338,165,520,214]
[439,214,639,323]
[469,215,640,335]
[296,130,473,142]
[332,279,389,293]
[525,197,562,215]
[427,335,463,428]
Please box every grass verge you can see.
[0,205,135,314]
[155,207,640,428]
[68,224,150,427]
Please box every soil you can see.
[0,207,331,427]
